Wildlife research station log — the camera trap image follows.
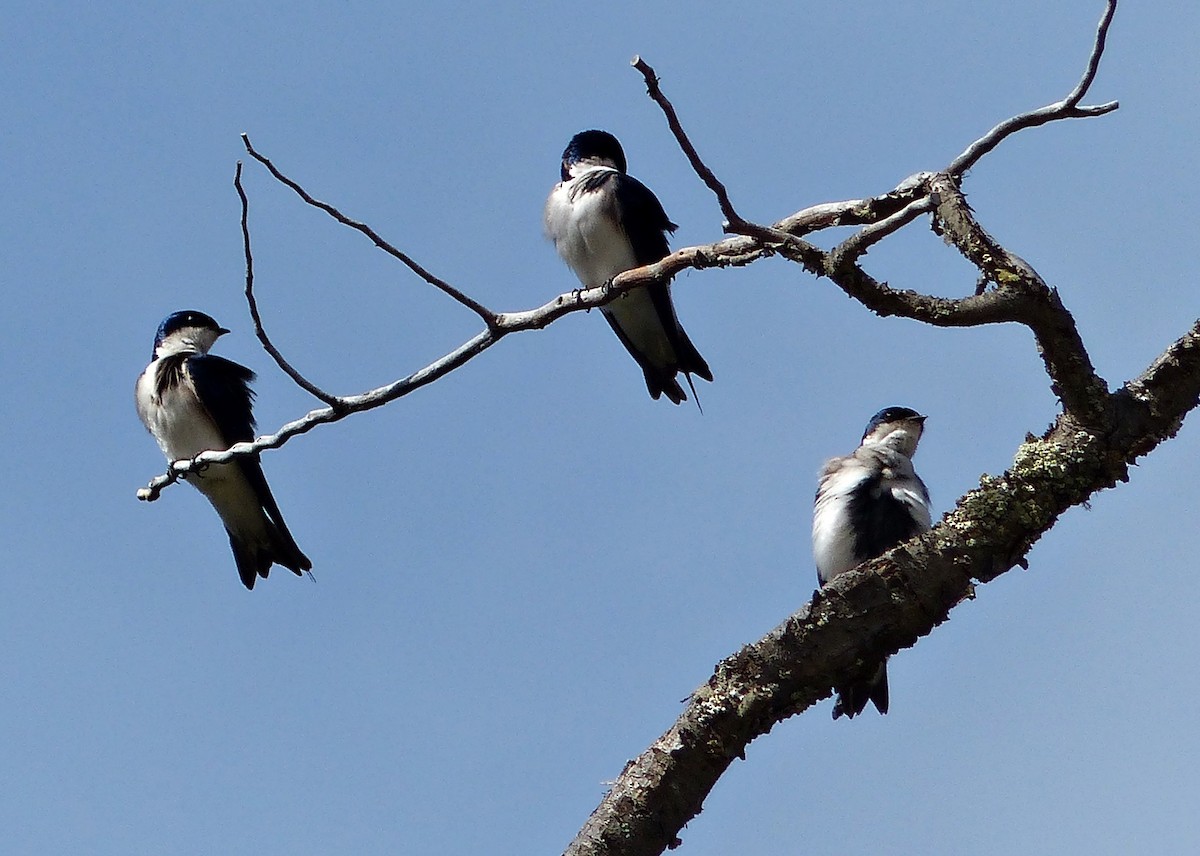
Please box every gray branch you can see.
[925,174,1110,424]
[947,0,1119,176]
[137,169,936,501]
[561,2,1165,855]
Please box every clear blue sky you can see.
[4,2,1198,853]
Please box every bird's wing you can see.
[813,456,874,583]
[185,354,281,514]
[185,354,257,444]
[187,354,311,576]
[891,474,933,532]
[612,173,677,266]
[610,174,711,379]
[850,463,930,558]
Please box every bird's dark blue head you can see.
[561,129,627,180]
[862,406,925,441]
[153,310,228,355]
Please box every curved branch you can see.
[629,0,1118,431]
[925,173,1110,424]
[947,0,1118,176]
[134,226,778,502]
[1065,0,1118,108]
[828,194,937,267]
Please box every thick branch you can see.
[565,5,1135,854]
[926,174,1110,424]
[564,315,1200,856]
[1118,319,1200,453]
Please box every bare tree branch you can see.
[631,53,828,270]
[139,120,1104,505]
[827,194,937,268]
[925,174,1110,424]
[139,4,1200,851]
[631,55,773,243]
[562,3,1138,854]
[240,134,499,326]
[136,327,499,502]
[1065,0,1118,108]
[622,3,1118,435]
[234,160,346,408]
[139,187,925,501]
[778,171,935,237]
[947,0,1119,176]
[140,4,1122,513]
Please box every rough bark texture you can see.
[565,321,1200,856]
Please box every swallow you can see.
[544,129,712,404]
[136,310,311,589]
[812,407,932,718]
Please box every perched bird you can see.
[544,129,712,404]
[135,310,312,589]
[811,407,932,719]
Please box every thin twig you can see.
[828,194,937,270]
[235,161,345,408]
[777,172,935,237]
[631,56,792,248]
[136,225,791,501]
[240,134,499,327]
[630,57,741,227]
[947,0,1118,176]
[133,221,1009,505]
[138,328,499,502]
[1065,0,1118,108]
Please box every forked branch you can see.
[240,134,498,326]
[234,160,344,408]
